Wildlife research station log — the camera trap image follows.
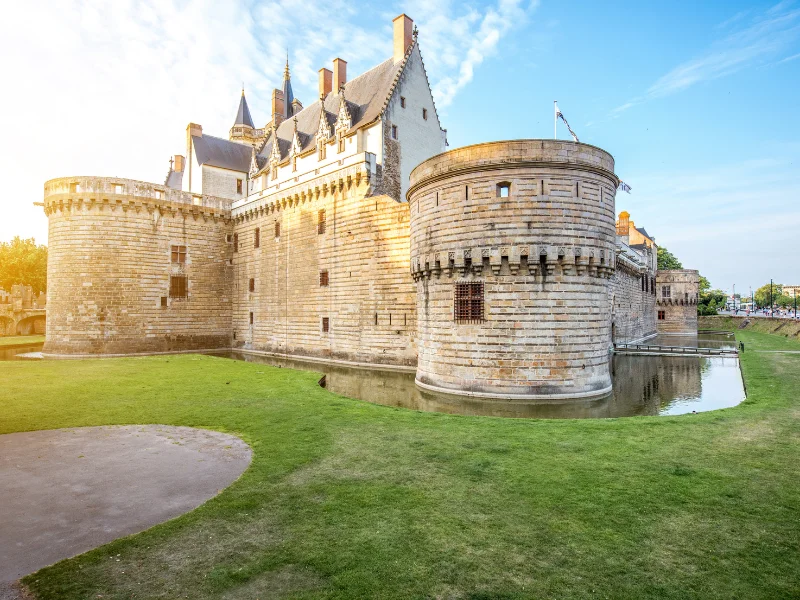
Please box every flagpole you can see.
[554,100,557,140]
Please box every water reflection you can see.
[3,338,745,419]
[649,332,736,350]
[212,351,745,419]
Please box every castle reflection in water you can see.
[215,350,745,420]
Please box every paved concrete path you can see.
[0,425,251,592]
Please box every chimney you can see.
[333,58,347,92]
[393,14,413,63]
[173,155,185,173]
[319,68,333,98]
[271,89,285,126]
[292,98,303,114]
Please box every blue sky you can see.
[0,0,797,294]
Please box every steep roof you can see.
[193,134,251,172]
[256,55,406,166]
[234,91,255,128]
[635,227,652,240]
[165,169,183,189]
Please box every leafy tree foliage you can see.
[754,283,783,308]
[698,288,726,316]
[699,275,711,294]
[0,237,48,293]
[657,246,683,270]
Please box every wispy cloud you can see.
[411,0,536,107]
[612,2,800,114]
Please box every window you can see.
[69,182,81,193]
[249,278,255,292]
[236,179,243,194]
[249,312,254,325]
[226,234,233,243]
[292,156,297,172]
[318,209,326,234]
[320,270,329,287]
[454,281,484,323]
[422,108,428,120]
[113,184,124,194]
[391,125,398,140]
[155,189,164,199]
[319,144,326,161]
[497,183,510,198]
[160,296,167,308]
[275,221,280,238]
[641,276,645,291]
[272,166,278,180]
[169,275,188,298]
[400,96,406,108]
[254,227,260,248]
[170,245,186,265]
[233,233,239,252]
[658,310,666,321]
[338,132,345,153]
[465,185,469,201]
[685,292,689,301]
[662,285,671,298]
[322,317,330,333]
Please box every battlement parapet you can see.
[43,176,232,220]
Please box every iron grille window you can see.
[318,209,326,234]
[254,228,260,248]
[170,245,186,264]
[322,317,329,333]
[169,275,187,298]
[454,281,484,323]
[320,270,329,287]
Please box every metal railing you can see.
[614,343,738,356]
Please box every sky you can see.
[0,0,797,294]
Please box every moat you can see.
[1,333,744,419]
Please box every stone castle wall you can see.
[408,140,620,398]
[656,270,699,334]
[231,164,416,366]
[43,176,233,355]
[612,264,656,343]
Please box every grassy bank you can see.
[2,332,799,599]
[0,334,45,347]
[700,314,800,337]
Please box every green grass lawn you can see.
[2,330,799,599]
[0,334,45,347]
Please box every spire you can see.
[283,52,294,119]
[234,88,255,128]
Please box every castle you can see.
[41,14,698,400]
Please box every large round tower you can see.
[408,140,619,399]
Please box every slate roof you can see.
[234,92,255,128]
[635,227,652,240]
[192,134,252,172]
[165,169,183,190]
[256,55,406,167]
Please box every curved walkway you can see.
[0,425,251,594]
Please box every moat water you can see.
[2,334,745,419]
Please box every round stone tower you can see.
[408,139,619,399]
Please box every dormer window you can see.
[236,179,243,194]
[271,166,278,180]
[319,144,326,161]
[338,132,345,153]
[292,156,297,172]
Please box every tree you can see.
[699,275,711,294]
[754,283,783,308]
[657,246,683,271]
[0,237,48,293]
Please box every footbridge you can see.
[614,343,738,357]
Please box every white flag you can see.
[618,181,632,194]
[554,101,580,142]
